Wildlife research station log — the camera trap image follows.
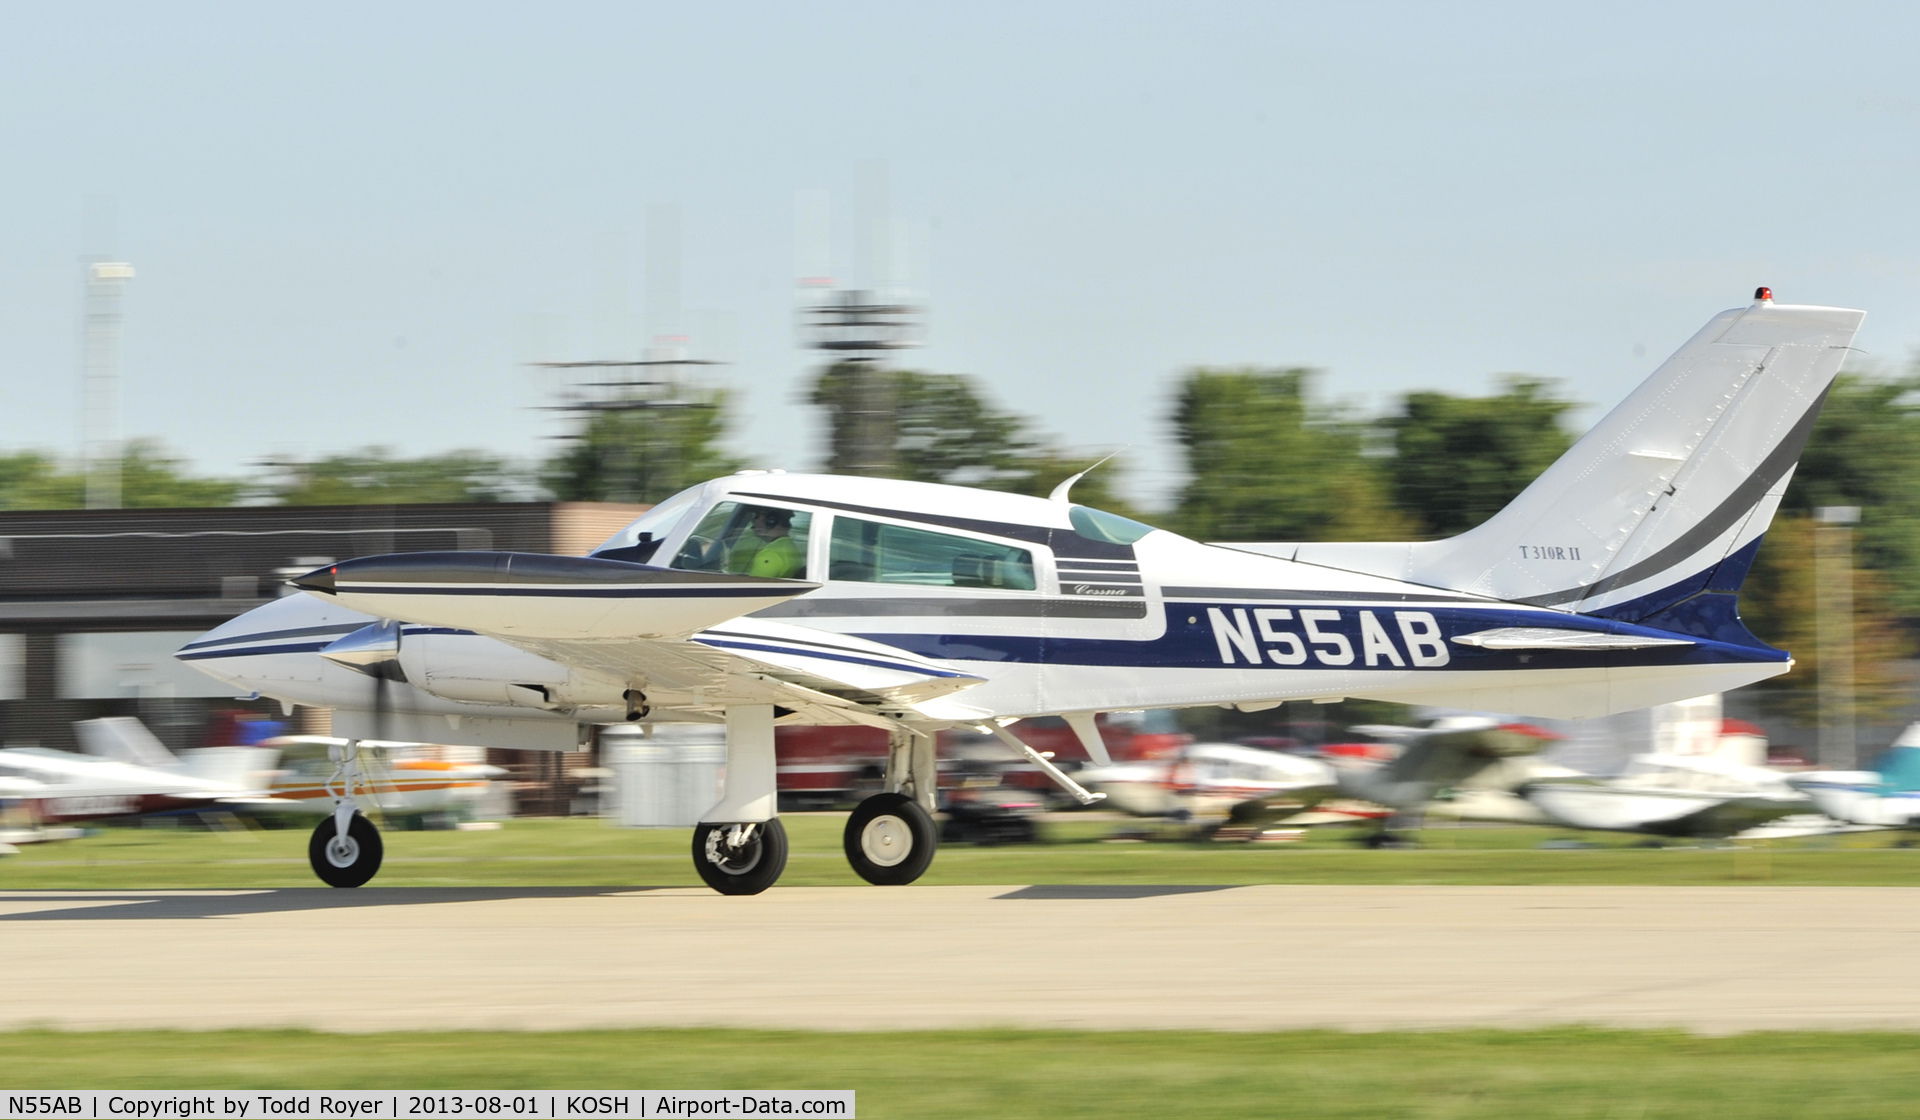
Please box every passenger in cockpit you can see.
[726,506,804,579]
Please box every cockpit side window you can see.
[589,486,704,564]
[829,517,1036,590]
[670,501,812,580]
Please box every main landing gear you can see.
[843,727,940,885]
[690,713,945,894]
[693,705,786,895]
[692,820,789,894]
[844,792,937,885]
[309,739,384,887]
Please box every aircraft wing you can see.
[1651,794,1810,839]
[293,552,984,726]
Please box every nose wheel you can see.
[308,739,384,888]
[308,811,384,888]
[844,792,938,885]
[692,819,789,895]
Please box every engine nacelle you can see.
[394,629,627,710]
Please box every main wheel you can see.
[844,792,938,885]
[308,812,384,888]
[692,819,789,895]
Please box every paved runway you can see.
[3,884,1919,1033]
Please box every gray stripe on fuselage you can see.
[1514,384,1831,608]
[1162,586,1489,604]
[754,597,1149,620]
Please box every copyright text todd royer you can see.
[3,1093,853,1119]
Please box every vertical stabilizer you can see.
[74,716,182,770]
[1294,295,1863,627]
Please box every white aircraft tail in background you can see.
[75,716,181,769]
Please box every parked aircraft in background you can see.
[1079,742,1336,827]
[1326,716,1563,841]
[1522,752,1810,839]
[1792,723,1920,830]
[180,293,1863,892]
[0,717,283,826]
[260,736,503,824]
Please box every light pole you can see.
[82,260,134,510]
[796,289,923,477]
[1814,505,1860,770]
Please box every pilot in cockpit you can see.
[725,506,804,579]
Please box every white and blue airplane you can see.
[178,290,1861,893]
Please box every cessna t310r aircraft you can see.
[180,291,1860,893]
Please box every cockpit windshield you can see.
[671,502,812,579]
[588,486,705,564]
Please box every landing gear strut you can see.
[308,740,383,887]
[693,705,785,895]
[844,726,939,885]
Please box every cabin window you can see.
[670,502,812,580]
[828,517,1037,590]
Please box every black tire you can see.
[308,812,384,888]
[692,819,789,895]
[844,792,938,886]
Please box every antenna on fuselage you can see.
[1048,450,1124,503]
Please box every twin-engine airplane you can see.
[180,291,1861,893]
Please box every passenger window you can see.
[670,502,812,580]
[829,517,1037,590]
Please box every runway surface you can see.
[3,884,1919,1033]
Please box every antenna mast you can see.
[83,260,134,510]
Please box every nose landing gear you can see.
[307,739,384,888]
[309,811,384,888]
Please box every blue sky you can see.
[2,2,1917,505]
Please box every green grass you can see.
[5,815,1920,888]
[2,1027,1919,1118]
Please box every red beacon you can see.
[1755,286,1773,302]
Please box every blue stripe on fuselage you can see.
[855,603,1788,670]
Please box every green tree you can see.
[1736,371,1920,716]
[543,395,741,504]
[0,441,241,509]
[1171,367,1414,542]
[266,448,532,505]
[1385,377,1577,538]
[1773,372,1920,614]
[808,363,1140,515]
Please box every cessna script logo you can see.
[1207,607,1450,667]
